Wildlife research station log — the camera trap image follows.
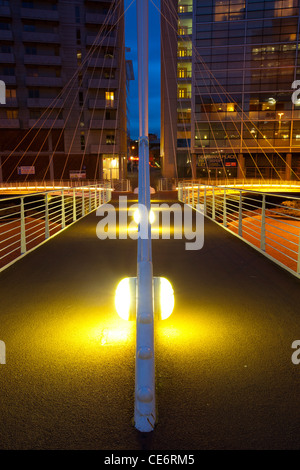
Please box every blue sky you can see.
[124,0,161,139]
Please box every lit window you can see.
[6,89,16,99]
[105,91,114,107]
[106,134,115,145]
[6,110,18,119]
[227,103,235,112]
[80,131,85,150]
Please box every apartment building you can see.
[0,0,127,181]
[161,0,300,179]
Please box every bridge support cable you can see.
[156,0,300,182]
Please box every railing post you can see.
[192,183,195,207]
[223,188,227,227]
[297,233,300,274]
[73,188,77,222]
[20,197,26,254]
[94,185,97,209]
[204,186,207,216]
[89,188,91,213]
[238,190,243,237]
[260,194,266,251]
[212,186,215,220]
[82,188,85,217]
[99,187,102,206]
[45,193,49,239]
[61,190,65,229]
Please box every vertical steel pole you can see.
[223,188,227,227]
[61,190,65,229]
[238,190,243,237]
[20,197,26,254]
[82,188,85,217]
[297,232,300,275]
[89,188,91,213]
[260,194,266,251]
[45,193,50,239]
[135,0,155,433]
[212,186,215,220]
[73,188,77,222]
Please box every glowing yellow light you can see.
[149,210,155,224]
[159,277,175,320]
[133,209,155,224]
[115,278,131,321]
[133,209,140,224]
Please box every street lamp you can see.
[115,277,174,322]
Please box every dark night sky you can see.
[124,0,161,140]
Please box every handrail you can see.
[0,182,112,271]
[178,181,300,279]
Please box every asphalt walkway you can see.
[0,192,299,450]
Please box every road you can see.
[0,192,299,450]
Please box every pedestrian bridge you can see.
[0,186,299,449]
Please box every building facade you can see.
[0,0,127,182]
[161,0,300,180]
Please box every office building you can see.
[161,0,300,180]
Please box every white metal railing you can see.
[178,178,300,189]
[158,178,300,192]
[178,181,300,279]
[0,182,112,271]
[0,179,130,192]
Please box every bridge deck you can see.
[0,192,299,450]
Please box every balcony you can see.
[21,8,59,21]
[177,51,192,59]
[26,76,63,87]
[178,27,192,36]
[87,57,117,68]
[177,93,192,101]
[86,35,116,47]
[27,98,63,108]
[0,53,15,64]
[177,72,192,81]
[28,118,64,129]
[85,12,117,25]
[88,99,118,109]
[88,78,118,89]
[24,55,61,66]
[0,76,16,86]
[0,119,20,128]
[90,143,119,154]
[22,32,60,44]
[5,98,18,107]
[89,119,117,129]
[0,5,11,17]
[0,30,13,41]
[178,5,193,14]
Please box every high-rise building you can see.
[161,0,300,180]
[0,0,127,182]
